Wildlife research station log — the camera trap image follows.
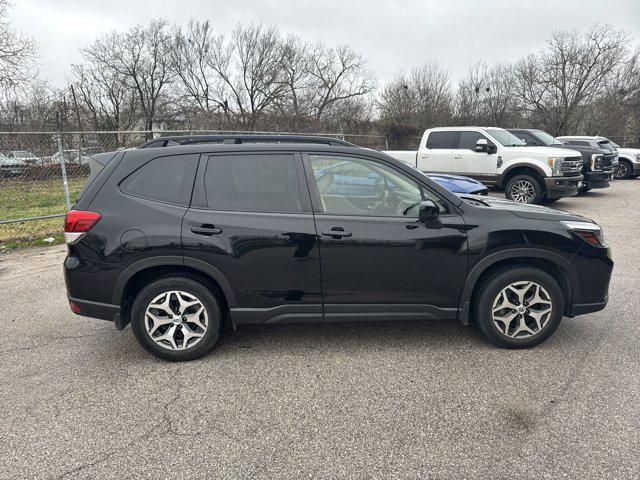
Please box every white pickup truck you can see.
[384,126,584,204]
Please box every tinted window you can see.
[566,140,590,147]
[204,154,303,213]
[426,131,456,149]
[458,131,490,150]
[120,154,198,206]
[310,154,449,217]
[598,140,616,152]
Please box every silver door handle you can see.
[453,155,462,159]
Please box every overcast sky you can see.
[10,0,640,86]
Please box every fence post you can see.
[55,133,72,211]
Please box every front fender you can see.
[457,248,579,324]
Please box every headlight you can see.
[547,157,562,176]
[590,154,605,171]
[560,220,605,246]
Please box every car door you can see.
[182,151,323,324]
[418,131,456,173]
[306,152,468,320]
[451,130,499,184]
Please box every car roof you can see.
[425,126,507,132]
[557,136,610,141]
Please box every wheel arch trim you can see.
[112,255,237,307]
[499,163,548,188]
[457,248,579,324]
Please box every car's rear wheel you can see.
[615,160,633,179]
[131,276,221,361]
[505,174,543,204]
[475,267,564,348]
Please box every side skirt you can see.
[231,304,458,325]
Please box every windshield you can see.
[486,129,526,147]
[533,130,563,146]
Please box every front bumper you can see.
[544,174,582,199]
[584,170,614,189]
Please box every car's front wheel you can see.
[130,276,222,361]
[615,160,633,180]
[474,267,564,348]
[505,174,543,204]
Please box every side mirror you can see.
[418,200,439,222]
[475,139,488,152]
[487,143,497,154]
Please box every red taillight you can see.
[69,300,81,314]
[64,210,101,233]
[64,210,101,244]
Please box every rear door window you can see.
[120,154,199,206]
[204,153,305,213]
[426,131,456,149]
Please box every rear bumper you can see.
[67,295,119,322]
[544,175,582,199]
[569,297,608,316]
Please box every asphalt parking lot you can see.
[1,180,639,479]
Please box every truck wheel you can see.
[578,185,591,194]
[474,267,564,348]
[130,276,222,361]
[614,160,633,179]
[505,174,543,204]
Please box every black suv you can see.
[508,129,615,193]
[64,135,613,361]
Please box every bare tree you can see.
[379,62,453,127]
[170,19,229,116]
[514,25,630,135]
[0,0,38,90]
[456,63,519,126]
[71,62,138,131]
[82,20,173,131]
[307,43,374,120]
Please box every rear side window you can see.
[566,140,590,147]
[458,131,490,150]
[426,131,456,149]
[120,154,199,206]
[204,153,304,213]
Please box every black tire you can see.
[578,185,591,194]
[504,174,544,204]
[130,276,221,361]
[544,198,560,203]
[615,160,633,180]
[474,267,564,349]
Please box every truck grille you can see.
[561,156,583,173]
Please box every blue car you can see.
[426,173,488,195]
[315,162,488,197]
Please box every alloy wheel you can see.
[144,290,208,350]
[510,180,536,203]
[614,163,629,179]
[491,281,553,338]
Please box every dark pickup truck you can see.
[508,129,615,193]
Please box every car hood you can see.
[519,146,583,157]
[459,194,591,222]
[618,147,640,155]
[427,173,485,193]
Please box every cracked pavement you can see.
[1,179,639,479]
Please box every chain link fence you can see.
[0,130,406,249]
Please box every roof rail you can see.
[138,134,357,149]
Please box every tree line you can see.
[0,2,639,148]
